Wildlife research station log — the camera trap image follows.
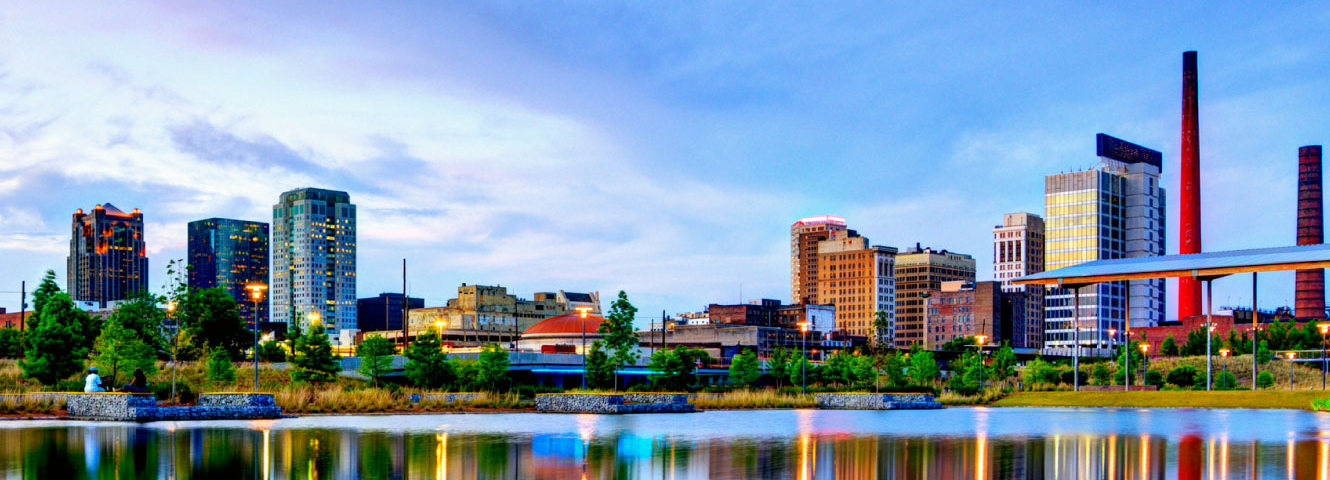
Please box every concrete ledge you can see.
[536,393,695,414]
[65,393,158,420]
[622,393,690,404]
[814,393,943,410]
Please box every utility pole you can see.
[19,281,26,357]
[401,259,409,349]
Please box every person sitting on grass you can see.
[83,367,106,393]
[119,368,149,393]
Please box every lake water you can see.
[3,407,1330,479]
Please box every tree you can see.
[357,335,396,387]
[788,354,817,388]
[473,343,510,392]
[1114,340,1145,385]
[989,344,1017,380]
[881,351,908,387]
[769,347,793,389]
[648,346,709,391]
[872,310,891,348]
[20,292,91,386]
[255,340,287,362]
[206,348,236,382]
[106,291,167,356]
[1166,365,1199,388]
[1256,340,1273,365]
[404,331,455,389]
[1256,371,1275,389]
[179,287,252,359]
[598,291,640,391]
[907,349,940,385]
[291,326,339,383]
[1023,357,1061,386]
[0,328,20,358]
[1160,335,1180,357]
[948,350,984,395]
[940,336,976,352]
[1182,328,1220,356]
[1214,370,1238,390]
[728,349,761,386]
[28,270,62,325]
[585,341,616,389]
[92,316,158,387]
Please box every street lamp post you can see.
[1205,322,1216,391]
[1319,323,1330,390]
[1289,352,1297,391]
[1219,348,1230,373]
[1108,328,1119,388]
[973,334,989,392]
[246,284,267,392]
[576,307,592,390]
[167,300,178,403]
[799,321,810,395]
[1138,343,1151,388]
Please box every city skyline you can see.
[3,3,1330,319]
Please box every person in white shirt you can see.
[83,367,106,393]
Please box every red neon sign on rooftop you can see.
[794,215,846,226]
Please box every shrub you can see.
[1145,369,1164,387]
[1023,357,1061,385]
[206,349,236,383]
[1166,366,1199,388]
[1214,371,1238,390]
[1256,371,1275,389]
[1091,363,1111,386]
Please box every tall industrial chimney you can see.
[1178,51,1202,321]
[1296,145,1325,320]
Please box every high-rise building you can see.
[893,244,975,349]
[357,293,425,333]
[188,218,270,328]
[815,232,897,341]
[68,204,148,308]
[1296,145,1325,320]
[993,212,1045,348]
[1044,134,1165,352]
[927,281,1022,348]
[790,215,850,305]
[271,188,357,342]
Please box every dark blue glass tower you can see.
[188,218,270,327]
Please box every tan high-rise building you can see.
[790,215,850,305]
[893,245,976,349]
[815,233,897,341]
[993,212,1045,348]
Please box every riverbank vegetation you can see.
[996,390,1328,410]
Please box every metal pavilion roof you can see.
[1012,244,1330,286]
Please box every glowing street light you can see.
[246,284,268,392]
[1320,323,1330,390]
[575,307,593,390]
[1219,348,1231,376]
[973,334,989,391]
[1139,343,1151,387]
[799,321,811,395]
[1288,352,1298,391]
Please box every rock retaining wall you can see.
[58,392,283,421]
[536,394,695,414]
[814,393,942,410]
[409,393,483,404]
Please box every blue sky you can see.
[2,1,1329,319]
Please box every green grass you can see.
[993,390,1330,410]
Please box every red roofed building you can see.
[518,312,606,354]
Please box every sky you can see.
[2,1,1330,322]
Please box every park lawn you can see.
[992,390,1330,410]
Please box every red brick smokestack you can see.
[1178,51,1202,321]
[1296,145,1325,320]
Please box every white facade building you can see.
[272,188,357,343]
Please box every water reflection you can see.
[3,408,1330,479]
